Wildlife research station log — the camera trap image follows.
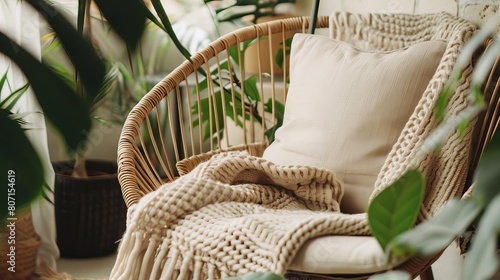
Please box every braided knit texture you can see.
[112,12,478,279]
[111,151,370,279]
[329,12,478,222]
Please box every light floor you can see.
[56,252,116,279]
[55,244,498,280]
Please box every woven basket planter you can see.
[0,208,40,280]
[53,159,127,258]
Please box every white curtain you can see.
[0,0,59,270]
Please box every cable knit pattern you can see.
[115,12,479,280]
[111,151,371,279]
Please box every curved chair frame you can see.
[117,14,499,280]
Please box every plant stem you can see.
[71,153,88,178]
[308,0,320,34]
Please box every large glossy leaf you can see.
[0,110,44,220]
[464,194,500,280]
[389,199,481,258]
[192,90,224,142]
[149,0,191,61]
[26,0,105,101]
[368,169,424,251]
[93,0,146,50]
[473,130,500,206]
[243,75,260,102]
[0,33,91,151]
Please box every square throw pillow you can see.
[262,33,446,213]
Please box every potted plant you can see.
[0,70,43,279]
[41,17,173,258]
[49,64,128,258]
[0,0,192,266]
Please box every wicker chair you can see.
[116,13,500,279]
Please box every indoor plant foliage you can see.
[192,41,286,145]
[0,0,147,258]
[366,15,500,280]
[193,0,321,147]
[205,0,297,24]
[0,0,191,220]
[224,4,496,280]
[0,0,194,259]
[40,0,195,257]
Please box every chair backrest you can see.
[464,38,500,196]
[117,13,498,216]
[118,16,329,207]
[327,12,478,220]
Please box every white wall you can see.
[294,0,498,27]
[46,0,500,163]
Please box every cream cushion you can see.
[262,34,446,213]
[289,235,407,275]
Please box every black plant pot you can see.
[53,160,127,258]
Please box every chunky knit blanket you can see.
[110,151,369,279]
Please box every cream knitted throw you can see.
[111,13,479,280]
[110,151,369,279]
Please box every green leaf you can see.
[275,34,293,69]
[192,91,226,142]
[197,77,209,94]
[41,181,54,205]
[264,98,285,143]
[389,199,482,258]
[93,0,146,50]
[368,169,425,251]
[0,81,30,111]
[243,75,260,102]
[435,83,454,122]
[77,0,86,35]
[225,272,285,280]
[368,271,411,280]
[229,40,253,67]
[0,110,45,220]
[89,63,120,112]
[26,0,106,101]
[149,0,191,61]
[0,32,91,151]
[8,112,40,127]
[470,83,485,107]
[457,117,470,139]
[464,194,500,280]
[473,130,500,206]
[0,69,8,92]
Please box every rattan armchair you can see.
[116,13,499,280]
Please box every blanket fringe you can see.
[110,152,350,279]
